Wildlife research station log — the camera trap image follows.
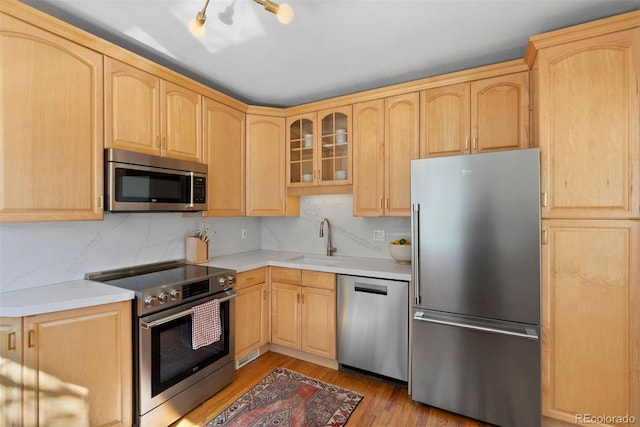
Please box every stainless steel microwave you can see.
[105,149,207,212]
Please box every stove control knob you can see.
[170,289,182,301]
[227,275,236,285]
[218,277,227,287]
[158,292,170,305]
[144,295,158,308]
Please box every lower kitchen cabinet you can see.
[0,317,22,426]
[270,267,336,360]
[0,301,132,427]
[541,220,639,424]
[234,268,268,361]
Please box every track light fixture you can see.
[189,0,293,37]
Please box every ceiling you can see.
[20,0,640,107]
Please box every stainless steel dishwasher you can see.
[337,275,408,381]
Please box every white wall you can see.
[0,195,408,292]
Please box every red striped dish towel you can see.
[191,299,221,350]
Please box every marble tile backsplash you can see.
[0,195,408,292]
[0,213,261,292]
[262,195,410,259]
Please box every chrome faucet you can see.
[319,217,337,256]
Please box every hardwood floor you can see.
[171,351,492,427]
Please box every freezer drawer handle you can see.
[413,312,539,340]
[354,283,387,295]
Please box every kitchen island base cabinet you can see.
[270,267,336,361]
[0,301,132,427]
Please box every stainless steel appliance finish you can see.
[87,260,236,427]
[337,275,408,382]
[410,149,541,426]
[105,148,207,212]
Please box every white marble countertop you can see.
[204,250,412,281]
[0,250,410,317]
[0,280,135,317]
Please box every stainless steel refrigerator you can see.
[410,149,541,426]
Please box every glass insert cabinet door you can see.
[320,111,350,183]
[287,107,352,187]
[288,116,315,185]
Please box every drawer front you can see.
[271,267,301,284]
[302,270,335,291]
[236,268,266,290]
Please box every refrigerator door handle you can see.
[412,203,420,305]
[413,311,539,340]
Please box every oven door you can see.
[138,290,235,416]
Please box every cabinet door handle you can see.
[28,330,36,348]
[379,198,383,209]
[465,137,469,151]
[541,192,548,207]
[156,135,160,149]
[297,293,300,304]
[472,137,477,151]
[263,289,266,300]
[385,198,389,209]
[8,332,16,351]
[162,136,167,149]
[542,229,548,245]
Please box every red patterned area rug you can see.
[205,367,364,427]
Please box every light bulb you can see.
[189,14,206,37]
[276,3,293,24]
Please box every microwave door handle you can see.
[140,292,237,329]
[186,172,195,208]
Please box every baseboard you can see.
[268,344,339,370]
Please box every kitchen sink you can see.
[287,256,343,266]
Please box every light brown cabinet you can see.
[527,14,640,426]
[105,58,203,162]
[203,98,246,216]
[270,267,336,360]
[541,220,639,424]
[0,317,22,426]
[533,29,639,219]
[420,71,529,158]
[246,114,299,216]
[0,13,104,223]
[286,106,353,191]
[353,92,419,217]
[234,268,268,360]
[0,301,132,427]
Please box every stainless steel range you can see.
[87,260,237,427]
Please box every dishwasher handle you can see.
[354,282,388,296]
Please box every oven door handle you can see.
[140,292,237,329]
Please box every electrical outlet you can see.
[241,229,248,239]
[373,230,385,241]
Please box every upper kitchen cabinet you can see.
[105,58,203,163]
[528,25,640,219]
[353,93,419,216]
[246,113,299,216]
[203,98,245,216]
[0,13,104,223]
[420,71,529,158]
[286,107,352,194]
